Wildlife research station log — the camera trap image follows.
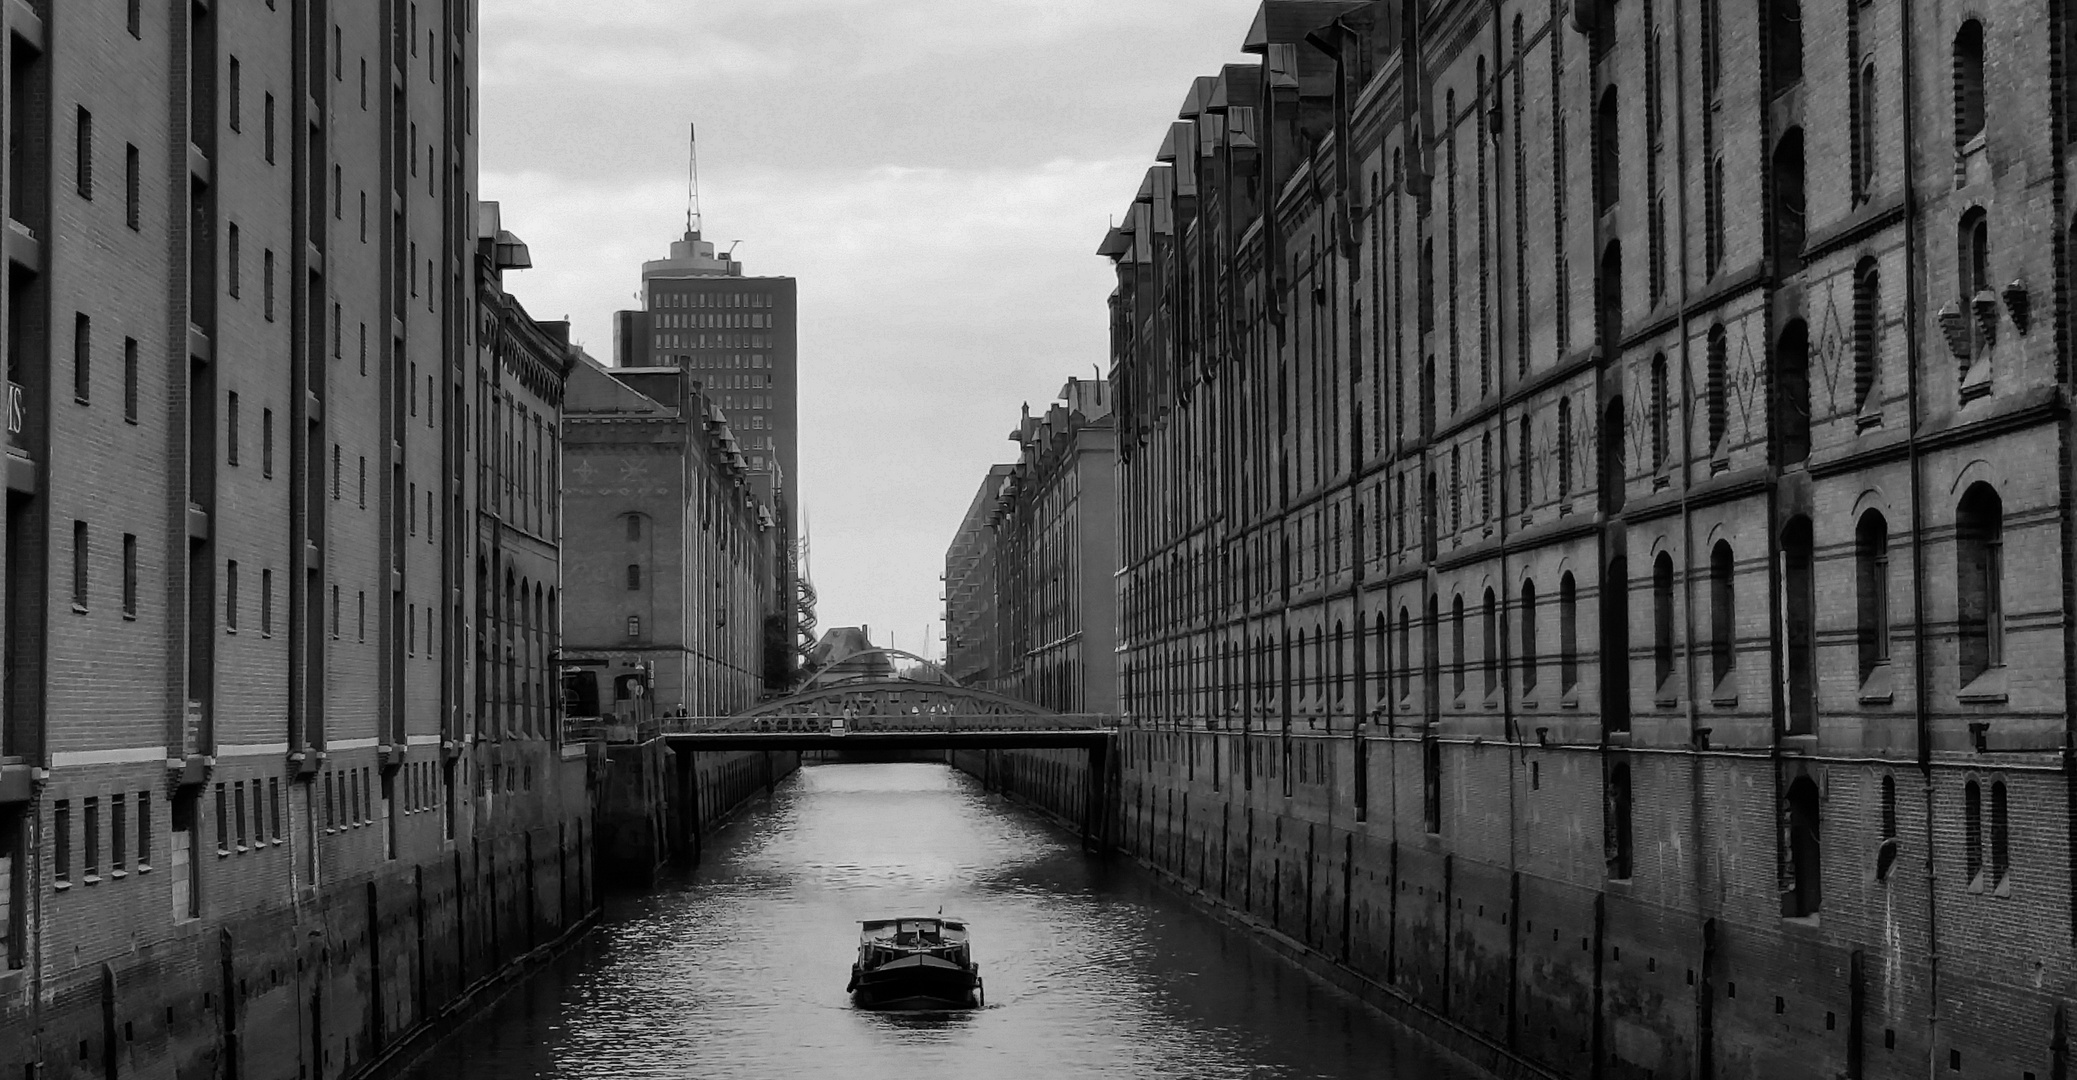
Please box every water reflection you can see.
[400,762,1472,1080]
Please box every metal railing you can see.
[659,712,1120,736]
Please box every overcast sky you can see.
[480,0,1257,663]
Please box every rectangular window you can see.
[112,794,126,873]
[408,603,416,654]
[214,785,228,855]
[227,391,239,464]
[125,144,139,229]
[264,93,275,163]
[123,338,138,422]
[71,521,88,610]
[136,793,151,868]
[409,482,416,534]
[332,444,341,499]
[358,457,366,507]
[128,0,140,37]
[268,778,281,841]
[360,58,367,110]
[359,191,366,244]
[263,249,275,320]
[53,801,70,884]
[228,223,240,297]
[233,781,247,850]
[331,584,340,637]
[122,533,137,617]
[358,591,366,642]
[261,408,273,477]
[75,107,92,198]
[260,568,272,637]
[73,313,90,402]
[229,57,242,131]
[359,322,367,374]
[410,363,418,415]
[225,560,238,631]
[250,782,263,846]
[83,797,100,879]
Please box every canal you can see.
[400,761,1476,1079]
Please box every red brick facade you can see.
[1101,1,2077,1077]
[0,5,600,1078]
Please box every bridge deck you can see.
[663,729,1113,751]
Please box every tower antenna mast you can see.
[687,121,702,237]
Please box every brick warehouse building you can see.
[612,228,806,677]
[561,355,785,720]
[0,5,601,1079]
[1088,0,2077,1077]
[943,463,1012,688]
[985,378,1119,713]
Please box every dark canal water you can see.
[400,762,1474,1079]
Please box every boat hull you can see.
[849,954,981,1009]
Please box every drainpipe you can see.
[1667,0,1708,1012]
[1894,4,1942,1077]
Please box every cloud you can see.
[482,0,1261,659]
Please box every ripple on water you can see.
[400,762,1476,1080]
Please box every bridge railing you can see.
[658,713,1121,736]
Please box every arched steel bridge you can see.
[660,676,1117,752]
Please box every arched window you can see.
[1650,353,1670,470]
[1956,482,2005,683]
[1422,355,1437,434]
[1855,63,1878,200]
[1452,594,1468,699]
[1853,259,1881,409]
[1398,606,1413,701]
[1334,621,1347,703]
[1560,572,1580,692]
[1960,208,1991,302]
[626,564,641,591]
[1607,761,1634,879]
[1856,511,1891,681]
[1706,325,1728,450]
[1783,515,1817,734]
[1964,779,1984,882]
[1770,0,1802,90]
[625,514,641,542]
[1521,579,1539,691]
[1776,320,1811,465]
[1373,613,1389,700]
[1785,776,1822,916]
[1426,596,1442,712]
[1652,552,1676,692]
[1482,588,1499,695]
[1955,20,1986,147]
[1773,128,1806,273]
[1991,780,2010,885]
[1597,87,1620,213]
[1558,397,1573,497]
[1600,242,1623,350]
[1710,541,1735,688]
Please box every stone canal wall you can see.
[2,742,789,1080]
[594,740,800,885]
[955,732,2061,1080]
